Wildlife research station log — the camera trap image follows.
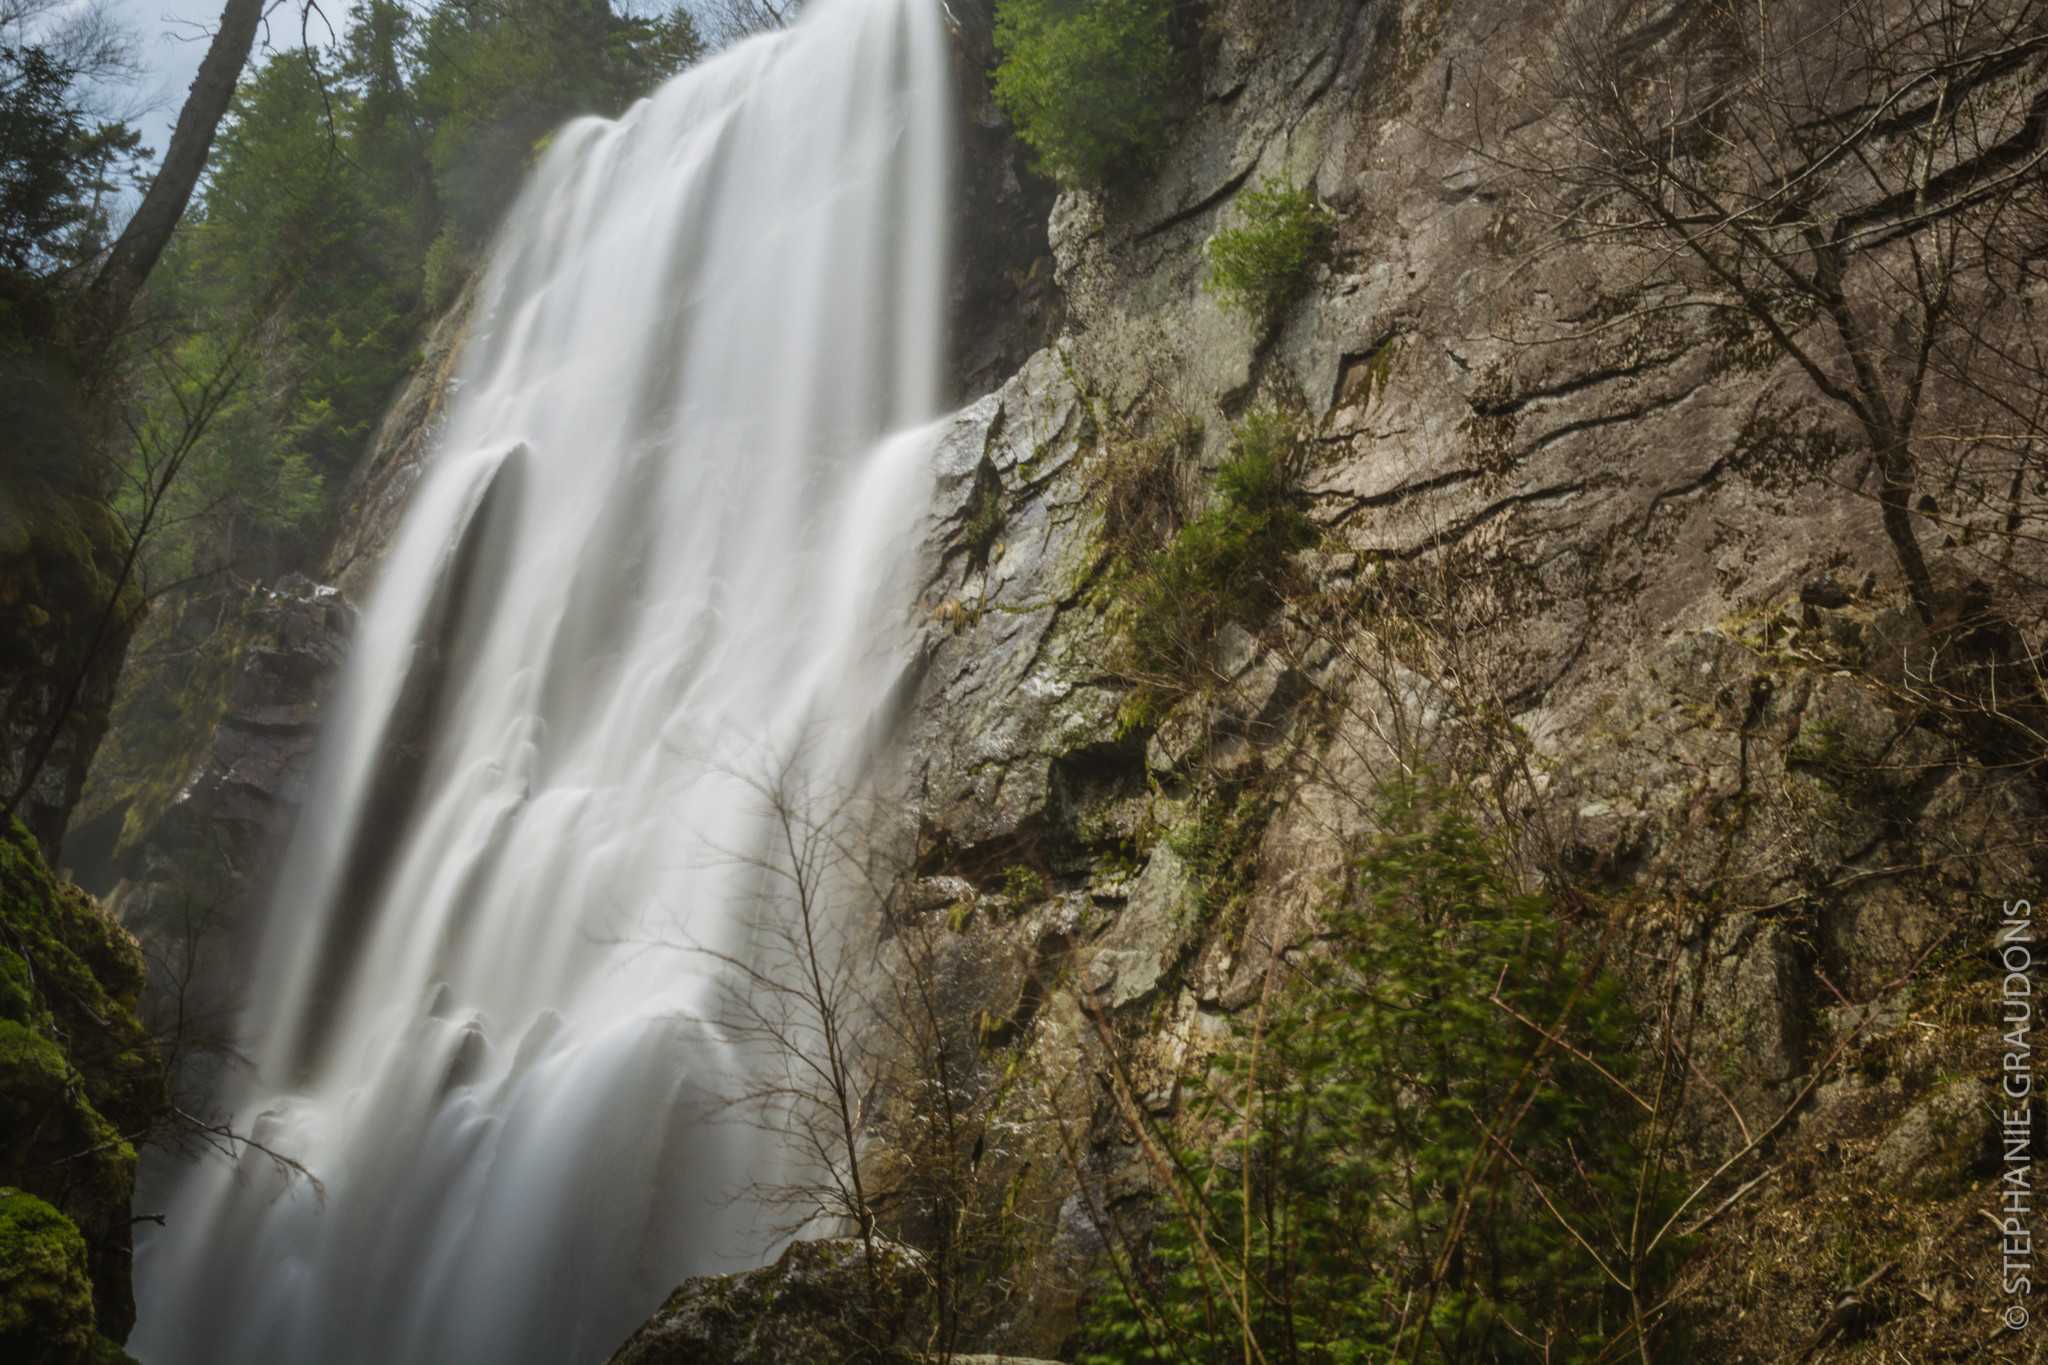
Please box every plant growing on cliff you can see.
[1113,404,1313,727]
[1204,177,1335,322]
[1079,779,1683,1364]
[992,0,1181,190]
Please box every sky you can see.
[85,0,711,178]
[98,0,354,170]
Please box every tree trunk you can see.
[77,0,264,358]
[1874,445,1936,625]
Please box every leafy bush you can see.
[1083,780,1681,1364]
[1113,405,1312,725]
[991,0,1180,190]
[1205,176,1335,320]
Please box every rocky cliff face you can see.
[843,0,2044,1357]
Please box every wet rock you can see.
[1685,912,1807,1087]
[604,1238,925,1365]
[895,350,1126,861]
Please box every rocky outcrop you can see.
[604,1239,926,1365]
[0,487,141,864]
[324,281,478,603]
[814,2,2048,1354]
[945,0,1065,405]
[68,577,351,1088]
[0,818,160,1358]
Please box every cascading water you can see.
[130,2,951,1359]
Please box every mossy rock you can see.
[0,819,161,1344]
[0,1019,68,1155]
[0,1188,94,1365]
[0,820,156,1133]
[606,1237,926,1365]
[87,1336,139,1365]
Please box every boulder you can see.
[1873,1079,1999,1197]
[605,1238,925,1365]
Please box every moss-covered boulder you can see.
[0,818,161,1345]
[0,1187,94,1365]
[0,1019,69,1158]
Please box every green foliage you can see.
[991,0,1180,190]
[127,0,704,589]
[0,1188,93,1365]
[0,46,143,284]
[1113,405,1312,726]
[412,0,704,251]
[1204,176,1334,321]
[1001,863,1048,903]
[1083,779,1680,1364]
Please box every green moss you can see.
[0,483,144,679]
[0,818,162,1347]
[1204,176,1336,321]
[1000,864,1048,903]
[0,1020,68,1154]
[88,1335,139,1365]
[0,1189,94,1365]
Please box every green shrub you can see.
[991,0,1180,190]
[1113,405,1311,726]
[1204,176,1335,320]
[1082,779,1682,1364]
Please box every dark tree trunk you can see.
[1874,444,1937,625]
[78,0,264,357]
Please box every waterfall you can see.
[129,1,951,1359]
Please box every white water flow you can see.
[131,2,951,1360]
